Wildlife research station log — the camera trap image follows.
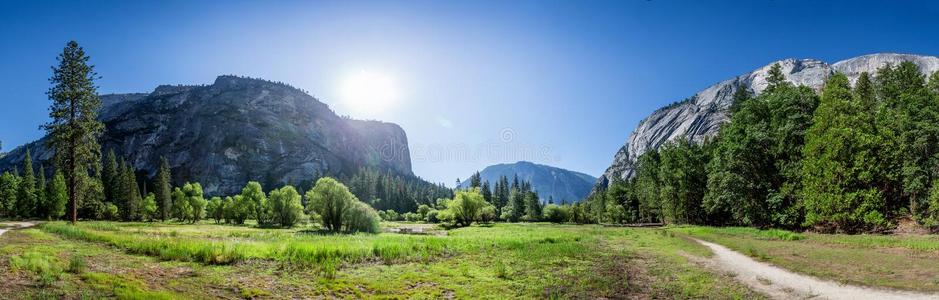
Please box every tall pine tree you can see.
[44,41,105,223]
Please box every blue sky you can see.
[2,0,939,186]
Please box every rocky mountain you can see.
[593,53,939,194]
[460,161,596,203]
[0,75,412,195]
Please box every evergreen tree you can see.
[43,41,105,223]
[801,73,884,232]
[49,171,68,219]
[121,162,142,221]
[36,165,47,218]
[875,62,939,220]
[102,150,118,203]
[658,138,708,224]
[523,191,542,221]
[633,151,662,223]
[480,180,492,204]
[17,149,37,218]
[155,157,172,221]
[469,171,481,188]
[0,172,19,217]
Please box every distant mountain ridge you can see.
[593,53,939,195]
[460,161,596,203]
[0,75,413,195]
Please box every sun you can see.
[340,70,398,115]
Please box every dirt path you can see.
[0,221,40,237]
[693,238,939,300]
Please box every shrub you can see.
[425,209,440,223]
[306,177,380,233]
[103,202,120,220]
[542,204,570,223]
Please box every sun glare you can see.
[340,70,398,115]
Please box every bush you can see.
[425,209,440,223]
[403,212,421,222]
[542,204,570,223]
[345,202,381,233]
[306,177,380,233]
[103,202,120,220]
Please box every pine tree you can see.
[480,180,492,204]
[43,41,105,223]
[155,157,172,221]
[801,73,884,232]
[0,172,19,217]
[36,165,47,218]
[469,171,481,188]
[123,163,141,221]
[49,171,68,219]
[17,149,37,218]
[103,150,118,203]
[766,63,786,90]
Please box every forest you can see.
[581,62,939,233]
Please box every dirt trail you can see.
[694,238,939,300]
[0,221,40,237]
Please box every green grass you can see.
[0,221,765,299]
[673,225,939,292]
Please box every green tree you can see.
[0,172,19,217]
[141,193,157,221]
[240,181,270,225]
[155,157,173,221]
[269,185,304,227]
[119,162,142,221]
[633,151,662,223]
[44,41,105,223]
[36,165,47,218]
[206,197,224,224]
[305,177,377,232]
[801,73,885,232]
[171,188,191,222]
[705,73,818,228]
[658,138,709,224]
[523,191,542,221]
[17,149,37,218]
[48,171,68,219]
[102,150,118,204]
[440,189,492,227]
[183,182,206,223]
[875,62,939,221]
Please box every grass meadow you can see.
[0,221,761,299]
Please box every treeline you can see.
[585,62,939,233]
[379,172,557,224]
[345,168,452,213]
[0,150,68,220]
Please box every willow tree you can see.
[44,41,104,223]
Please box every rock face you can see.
[593,53,939,194]
[459,161,597,203]
[0,75,412,195]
